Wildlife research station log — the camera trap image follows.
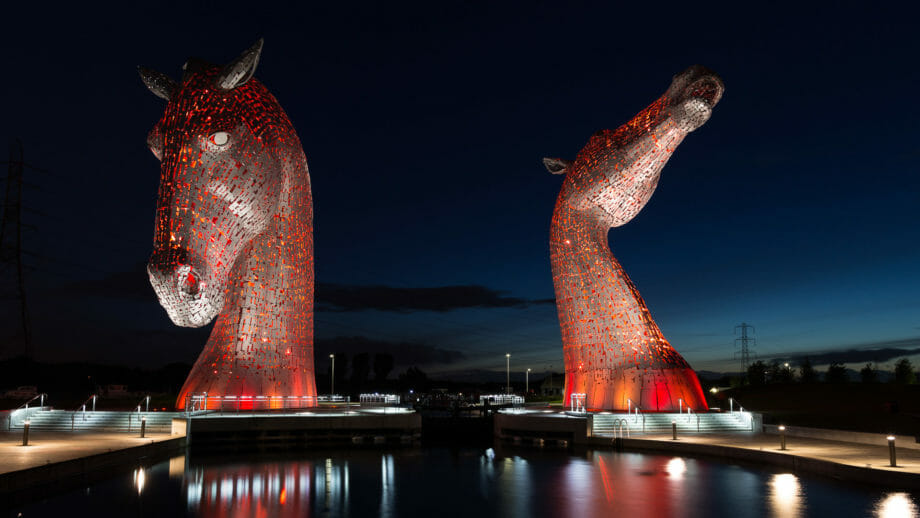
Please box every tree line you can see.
[745,357,917,385]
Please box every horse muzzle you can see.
[147,248,220,327]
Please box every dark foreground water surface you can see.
[8,447,918,517]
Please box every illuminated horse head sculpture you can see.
[140,40,316,409]
[546,65,723,411]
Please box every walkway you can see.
[635,432,919,473]
[0,431,179,475]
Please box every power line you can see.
[0,140,32,357]
[734,322,756,374]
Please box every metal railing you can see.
[7,394,47,430]
[359,393,400,405]
[482,394,525,407]
[569,393,586,413]
[612,418,630,438]
[729,397,745,414]
[15,393,47,411]
[185,394,324,414]
[317,395,352,404]
[75,395,97,417]
[728,397,755,431]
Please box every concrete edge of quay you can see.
[616,437,920,490]
[494,412,920,490]
[0,436,187,500]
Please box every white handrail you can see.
[15,393,47,411]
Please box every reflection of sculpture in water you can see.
[139,40,315,409]
[546,65,723,411]
[183,457,378,516]
[186,461,317,517]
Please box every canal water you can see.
[8,447,918,517]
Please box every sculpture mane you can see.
[546,65,723,411]
[140,40,316,409]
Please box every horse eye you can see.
[208,132,230,147]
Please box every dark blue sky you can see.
[1,2,918,377]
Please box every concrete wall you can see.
[494,413,590,445]
[171,418,187,436]
[188,413,421,433]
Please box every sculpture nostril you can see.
[687,78,722,106]
[180,268,200,296]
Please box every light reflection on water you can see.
[173,451,919,518]
[876,492,919,518]
[769,474,804,518]
[13,448,920,517]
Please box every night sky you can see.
[1,2,918,379]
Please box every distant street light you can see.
[506,353,511,395]
[526,368,532,395]
[330,354,335,395]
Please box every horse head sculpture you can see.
[140,40,316,409]
[547,66,723,411]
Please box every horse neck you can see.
[549,205,679,368]
[221,150,313,346]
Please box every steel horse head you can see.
[140,40,316,408]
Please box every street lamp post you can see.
[505,353,511,395]
[330,354,335,395]
[526,368,531,395]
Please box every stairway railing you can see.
[15,393,47,411]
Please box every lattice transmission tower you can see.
[0,139,32,358]
[733,322,756,374]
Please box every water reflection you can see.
[381,455,395,517]
[133,449,906,518]
[186,461,316,517]
[478,448,532,518]
[133,467,146,495]
[666,458,687,480]
[768,473,803,518]
[875,493,918,518]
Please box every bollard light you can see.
[672,420,677,440]
[22,419,31,446]
[140,416,147,438]
[779,425,787,450]
[888,436,897,467]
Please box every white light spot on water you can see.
[876,493,918,518]
[666,458,686,479]
[769,473,803,518]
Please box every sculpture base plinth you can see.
[564,366,708,412]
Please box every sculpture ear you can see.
[543,157,571,175]
[138,66,177,101]
[216,38,264,90]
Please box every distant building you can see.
[537,374,563,397]
[4,385,38,399]
[103,384,129,397]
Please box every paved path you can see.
[0,431,178,475]
[634,432,919,474]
